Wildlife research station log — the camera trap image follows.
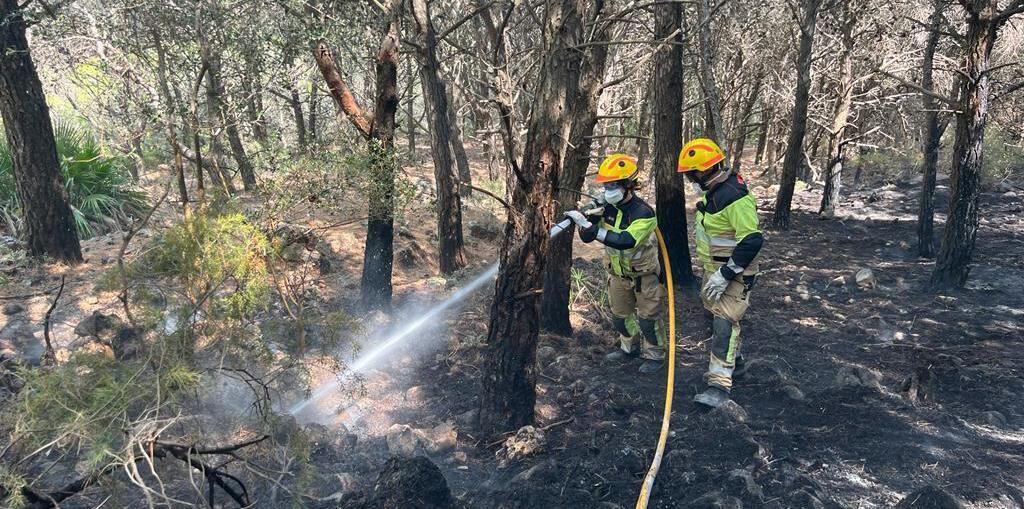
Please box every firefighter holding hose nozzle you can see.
[563,154,668,374]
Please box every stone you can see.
[73,311,123,340]
[855,268,876,289]
[2,303,24,315]
[452,450,467,463]
[386,424,426,457]
[894,485,965,509]
[829,275,846,287]
[366,456,454,509]
[834,365,883,391]
[510,459,555,484]
[406,386,427,401]
[781,385,805,401]
[454,408,478,428]
[707,400,748,424]
[981,410,1008,428]
[423,422,457,454]
[726,468,764,500]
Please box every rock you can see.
[315,243,344,275]
[386,424,426,457]
[781,385,805,401]
[73,311,123,340]
[452,450,467,463]
[726,468,764,500]
[500,425,546,461]
[468,219,501,241]
[829,275,846,287]
[537,345,557,363]
[783,295,794,306]
[510,459,555,484]
[834,365,883,391]
[744,359,788,386]
[406,386,427,400]
[423,422,457,454]
[688,491,743,509]
[707,400,748,424]
[2,303,24,315]
[981,410,1008,428]
[110,326,142,360]
[855,268,876,289]
[454,408,478,428]
[367,456,454,509]
[894,485,965,509]
[396,242,430,269]
[556,391,573,405]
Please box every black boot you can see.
[694,386,731,408]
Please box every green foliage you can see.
[10,353,201,459]
[850,148,922,182]
[0,121,146,238]
[150,211,270,319]
[0,462,27,509]
[569,266,608,311]
[981,128,1024,183]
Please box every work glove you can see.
[701,268,730,302]
[564,210,593,230]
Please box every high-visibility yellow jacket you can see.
[695,173,763,279]
[580,196,661,278]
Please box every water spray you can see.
[287,219,576,417]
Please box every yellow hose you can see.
[635,227,676,509]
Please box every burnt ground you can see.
[295,173,1024,509]
[2,160,1023,509]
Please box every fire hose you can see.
[550,211,677,508]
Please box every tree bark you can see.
[479,0,585,436]
[819,5,856,216]
[917,0,947,258]
[152,29,191,218]
[314,13,400,310]
[0,0,82,262]
[696,0,725,142]
[289,86,307,149]
[754,104,771,166]
[446,92,473,195]
[730,79,762,174]
[410,0,467,275]
[405,56,417,159]
[540,0,609,336]
[771,0,822,230]
[931,0,1004,288]
[308,82,319,147]
[653,1,696,285]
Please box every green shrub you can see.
[0,121,147,238]
[982,128,1024,183]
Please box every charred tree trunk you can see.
[771,0,822,230]
[479,0,585,436]
[447,95,473,195]
[290,86,307,150]
[653,1,695,284]
[636,75,652,173]
[917,0,947,258]
[540,0,609,336]
[410,0,466,274]
[308,82,319,147]
[0,0,82,262]
[730,79,762,174]
[754,104,771,166]
[405,57,417,159]
[819,6,856,217]
[314,14,400,310]
[932,0,1009,288]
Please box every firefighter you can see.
[563,153,667,374]
[677,138,764,408]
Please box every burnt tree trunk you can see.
[479,0,586,436]
[917,0,948,258]
[446,94,473,195]
[754,104,771,166]
[636,74,652,173]
[0,0,82,262]
[653,0,695,284]
[819,5,856,216]
[314,16,400,310]
[405,57,417,159]
[730,78,762,174]
[772,0,822,230]
[308,82,319,147]
[290,86,307,150]
[540,0,609,336]
[410,0,466,274]
[931,0,1010,288]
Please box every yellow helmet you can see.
[596,153,639,183]
[677,138,726,173]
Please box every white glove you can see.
[564,210,593,229]
[701,269,730,302]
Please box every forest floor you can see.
[2,155,1023,508]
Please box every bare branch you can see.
[875,68,959,108]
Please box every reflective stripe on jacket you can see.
[580,195,661,278]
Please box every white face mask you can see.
[604,187,625,205]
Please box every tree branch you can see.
[312,40,372,139]
[875,68,959,108]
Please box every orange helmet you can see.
[677,138,726,173]
[596,153,639,183]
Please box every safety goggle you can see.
[602,181,626,191]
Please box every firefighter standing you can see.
[563,154,667,374]
[677,139,764,408]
